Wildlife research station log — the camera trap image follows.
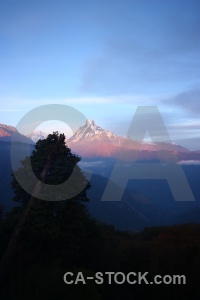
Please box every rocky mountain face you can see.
[67,119,197,160]
[68,119,122,143]
[1,120,199,161]
[0,124,33,144]
[67,119,125,156]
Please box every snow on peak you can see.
[86,119,95,126]
[26,131,48,143]
[68,119,117,142]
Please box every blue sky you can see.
[0,0,199,149]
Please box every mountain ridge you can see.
[67,119,197,160]
[0,124,33,144]
[1,121,199,161]
[68,119,124,143]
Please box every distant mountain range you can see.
[0,124,49,144]
[0,124,33,144]
[1,120,200,162]
[0,121,200,231]
[67,119,200,161]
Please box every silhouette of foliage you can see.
[0,134,200,299]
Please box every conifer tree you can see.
[0,132,90,278]
[12,131,90,207]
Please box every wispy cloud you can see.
[0,109,20,112]
[162,86,200,114]
[177,160,200,165]
[0,95,163,107]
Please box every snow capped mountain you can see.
[67,119,127,157]
[26,131,47,143]
[68,119,122,143]
[67,119,194,159]
[0,120,196,160]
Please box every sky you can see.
[0,0,199,149]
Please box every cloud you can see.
[168,123,200,131]
[0,109,20,112]
[177,160,200,165]
[0,95,161,108]
[79,35,200,95]
[162,86,200,114]
[79,0,200,96]
[78,161,104,168]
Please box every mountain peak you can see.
[66,119,192,158]
[67,119,117,143]
[0,123,18,133]
[0,123,33,144]
[86,119,95,126]
[26,131,47,143]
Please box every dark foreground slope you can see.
[0,140,200,299]
[1,142,200,231]
[0,206,200,300]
